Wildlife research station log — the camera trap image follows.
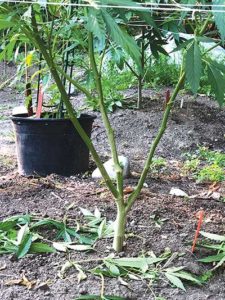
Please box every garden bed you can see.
[0,81,225,299]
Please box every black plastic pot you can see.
[11,113,96,176]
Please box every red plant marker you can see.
[36,83,44,118]
[191,210,204,253]
[166,90,170,104]
[164,90,170,110]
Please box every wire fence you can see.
[1,0,225,13]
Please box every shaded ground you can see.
[0,64,225,299]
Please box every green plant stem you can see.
[203,41,221,56]
[113,202,126,252]
[88,32,126,252]
[124,61,139,78]
[126,71,186,213]
[30,11,118,198]
[199,14,211,36]
[88,32,124,199]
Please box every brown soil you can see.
[0,64,225,299]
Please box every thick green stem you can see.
[88,32,124,199]
[113,203,126,252]
[126,71,186,213]
[30,12,118,198]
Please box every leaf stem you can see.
[126,71,186,213]
[88,32,124,200]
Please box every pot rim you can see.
[11,113,96,123]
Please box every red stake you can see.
[191,210,204,253]
[36,83,44,118]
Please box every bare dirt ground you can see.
[0,64,225,299]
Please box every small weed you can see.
[183,158,200,173]
[151,157,167,173]
[144,56,179,88]
[0,155,15,168]
[85,64,135,112]
[150,214,168,228]
[196,164,224,183]
[198,147,225,167]
[183,147,225,183]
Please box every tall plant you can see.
[0,0,225,252]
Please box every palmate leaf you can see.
[185,40,202,93]
[101,9,141,68]
[212,0,225,42]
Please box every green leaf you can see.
[80,208,94,217]
[17,224,29,245]
[16,233,33,258]
[0,20,15,30]
[212,0,225,42]
[98,219,106,238]
[31,219,63,229]
[52,242,67,252]
[136,11,158,30]
[213,255,225,269]
[200,243,225,251]
[174,271,201,285]
[101,9,141,68]
[200,231,225,241]
[4,214,31,224]
[105,262,121,276]
[165,273,186,291]
[29,242,56,254]
[197,37,216,44]
[0,221,17,231]
[207,64,225,106]
[185,40,202,93]
[87,8,106,45]
[198,253,225,263]
[110,257,164,269]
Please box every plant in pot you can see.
[1,1,225,254]
[2,4,96,177]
